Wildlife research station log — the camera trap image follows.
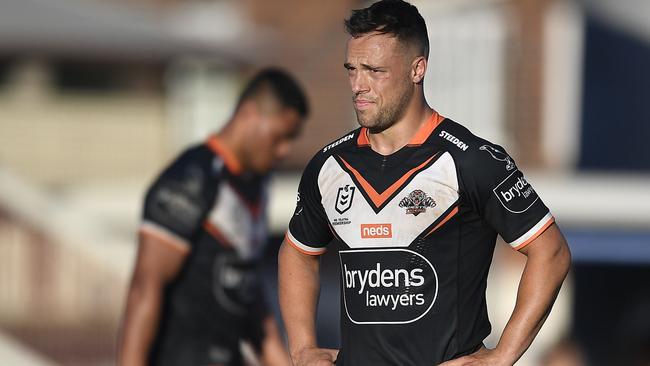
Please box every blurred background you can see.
[0,0,649,365]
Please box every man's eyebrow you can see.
[343,62,383,70]
[361,63,382,70]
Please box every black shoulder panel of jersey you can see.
[318,128,361,159]
[430,119,498,162]
[301,128,362,185]
[432,119,553,247]
[431,119,516,193]
[142,143,222,246]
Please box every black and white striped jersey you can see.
[287,112,554,366]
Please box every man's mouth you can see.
[353,99,374,110]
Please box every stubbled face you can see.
[247,106,303,173]
[345,33,415,132]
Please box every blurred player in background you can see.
[278,1,571,365]
[118,68,308,366]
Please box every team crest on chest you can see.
[335,184,355,214]
[399,189,436,216]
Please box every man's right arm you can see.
[118,146,211,365]
[117,231,189,366]
[278,240,338,366]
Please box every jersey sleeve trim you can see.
[509,212,555,251]
[139,221,191,253]
[285,229,327,256]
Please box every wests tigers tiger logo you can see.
[398,189,435,216]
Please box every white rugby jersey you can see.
[287,112,554,365]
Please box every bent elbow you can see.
[555,239,572,280]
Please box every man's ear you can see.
[411,56,427,84]
[234,100,262,136]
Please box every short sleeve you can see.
[140,147,216,249]
[286,157,332,255]
[465,143,555,251]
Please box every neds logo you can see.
[339,248,438,324]
[360,224,392,239]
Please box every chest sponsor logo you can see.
[339,248,438,324]
[212,253,260,316]
[399,189,436,216]
[360,223,392,239]
[493,170,539,213]
[479,144,516,171]
[335,184,355,214]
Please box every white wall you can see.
[415,0,509,144]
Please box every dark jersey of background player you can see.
[277,1,571,366]
[141,137,270,365]
[118,68,308,366]
[287,113,554,365]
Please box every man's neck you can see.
[367,103,434,156]
[215,118,248,172]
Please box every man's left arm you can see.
[440,223,571,366]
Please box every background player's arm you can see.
[259,315,292,366]
[278,240,338,366]
[117,231,189,366]
[440,223,571,366]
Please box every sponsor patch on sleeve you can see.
[492,170,539,214]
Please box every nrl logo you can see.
[335,184,355,214]
[399,189,435,216]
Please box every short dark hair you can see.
[344,0,429,58]
[237,67,309,118]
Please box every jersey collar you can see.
[357,110,445,147]
[206,135,243,175]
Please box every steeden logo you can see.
[360,223,392,239]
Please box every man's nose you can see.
[350,72,369,95]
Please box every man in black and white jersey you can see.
[118,68,308,366]
[278,1,571,365]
